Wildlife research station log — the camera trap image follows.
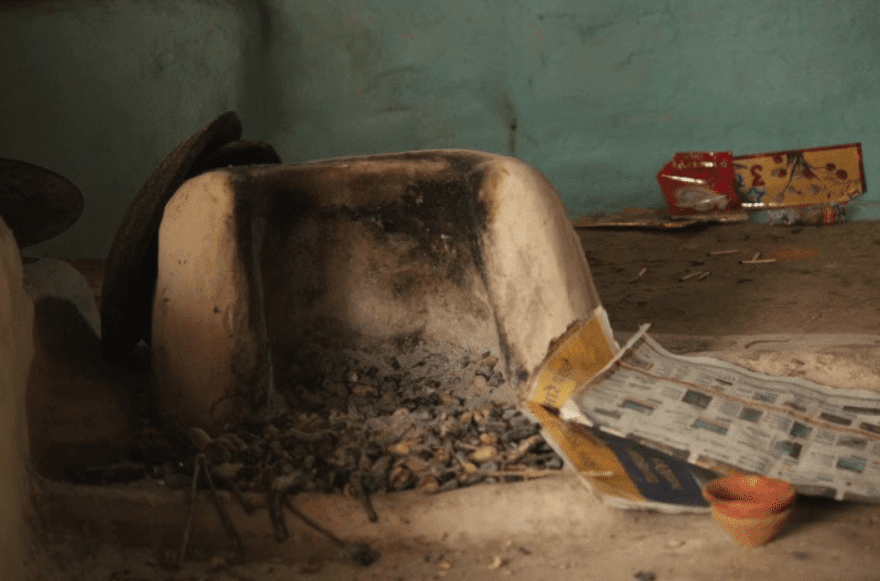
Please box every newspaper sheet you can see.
[526,308,880,511]
[525,309,718,513]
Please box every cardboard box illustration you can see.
[658,143,865,216]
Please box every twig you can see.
[354,435,379,523]
[481,469,582,479]
[708,249,740,256]
[505,434,544,464]
[283,496,378,565]
[283,496,346,548]
[744,339,790,349]
[202,455,245,561]
[215,474,255,516]
[740,251,776,265]
[284,427,330,443]
[177,454,202,567]
[353,475,379,523]
[696,271,711,281]
[680,271,709,281]
[632,267,647,282]
[268,488,288,542]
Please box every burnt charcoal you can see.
[438,478,460,492]
[363,366,380,385]
[104,342,568,501]
[299,391,326,409]
[363,441,384,461]
[302,455,318,470]
[461,474,484,487]
[501,408,519,421]
[480,420,507,434]
[389,466,416,490]
[531,451,562,463]
[366,455,393,492]
[325,470,350,491]
[453,449,471,463]
[380,379,399,393]
[474,365,494,380]
[411,409,433,421]
[348,396,373,411]
[533,441,554,454]
[508,415,534,431]
[374,401,399,415]
[384,371,403,385]
[502,425,540,443]
[325,381,349,398]
[401,393,441,410]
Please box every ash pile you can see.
[106,342,565,501]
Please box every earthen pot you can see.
[702,472,797,546]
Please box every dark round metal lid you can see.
[100,111,244,363]
[0,158,84,248]
[186,139,282,177]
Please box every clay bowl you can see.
[708,504,795,547]
[702,473,797,546]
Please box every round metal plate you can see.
[0,158,84,248]
[100,111,246,362]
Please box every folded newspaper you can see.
[525,307,880,512]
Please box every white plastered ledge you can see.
[0,218,35,581]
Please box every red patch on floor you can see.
[764,246,820,260]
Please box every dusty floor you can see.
[29,488,880,581]
[578,220,880,336]
[28,221,880,580]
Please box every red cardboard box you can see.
[657,151,738,215]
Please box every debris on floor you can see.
[656,143,865,223]
[570,207,747,229]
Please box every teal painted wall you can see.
[0,0,252,258]
[1,0,878,258]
